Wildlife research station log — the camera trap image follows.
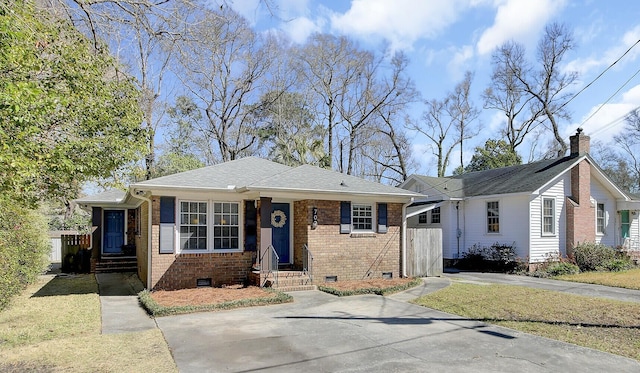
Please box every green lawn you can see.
[0,274,177,372]
[555,268,640,290]
[413,282,640,361]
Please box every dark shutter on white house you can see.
[340,201,351,234]
[378,203,388,233]
[159,197,175,253]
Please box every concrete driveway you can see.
[156,279,640,373]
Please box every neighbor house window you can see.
[352,204,373,231]
[597,203,605,234]
[418,212,428,224]
[542,197,555,235]
[213,202,240,250]
[487,201,499,233]
[180,201,207,250]
[431,207,441,224]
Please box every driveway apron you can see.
[156,280,640,373]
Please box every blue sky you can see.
[226,0,640,175]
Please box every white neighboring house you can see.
[401,130,640,265]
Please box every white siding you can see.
[591,178,616,247]
[529,174,568,262]
[460,195,530,260]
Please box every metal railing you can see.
[259,245,279,287]
[302,244,314,283]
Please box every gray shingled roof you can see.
[132,157,292,190]
[253,164,419,197]
[131,156,419,198]
[414,156,582,198]
[75,189,126,203]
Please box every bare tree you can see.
[483,41,542,152]
[172,5,276,163]
[484,23,577,157]
[295,34,366,170]
[412,72,480,177]
[610,109,640,192]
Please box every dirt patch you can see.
[150,285,277,307]
[321,278,417,291]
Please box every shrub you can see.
[0,197,50,311]
[545,262,580,276]
[601,258,634,272]
[572,242,617,272]
[457,242,518,272]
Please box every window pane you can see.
[231,203,238,213]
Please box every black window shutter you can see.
[340,201,351,234]
[160,197,175,223]
[378,203,388,233]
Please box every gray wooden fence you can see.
[406,228,442,277]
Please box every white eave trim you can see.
[406,201,445,219]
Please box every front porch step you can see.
[256,270,313,291]
[95,258,137,273]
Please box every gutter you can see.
[401,197,414,278]
[129,189,153,289]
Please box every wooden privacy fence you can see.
[406,228,442,277]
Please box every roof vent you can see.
[340,180,347,187]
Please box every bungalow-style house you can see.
[401,129,640,267]
[76,157,422,290]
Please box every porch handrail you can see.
[302,244,314,283]
[259,245,279,287]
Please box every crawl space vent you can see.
[196,278,212,287]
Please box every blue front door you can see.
[271,203,290,264]
[103,210,125,254]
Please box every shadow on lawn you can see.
[31,274,98,297]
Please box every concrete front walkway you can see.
[156,278,640,373]
[96,272,157,334]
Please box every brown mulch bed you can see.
[148,278,419,308]
[150,285,278,307]
[321,278,417,291]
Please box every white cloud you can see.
[566,25,640,77]
[330,0,472,51]
[226,0,263,25]
[476,0,567,55]
[448,45,475,77]
[573,84,640,143]
[281,16,323,44]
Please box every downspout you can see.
[456,202,460,259]
[401,197,414,278]
[130,190,152,289]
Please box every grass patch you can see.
[412,282,640,361]
[555,268,640,290]
[318,277,422,297]
[139,288,293,317]
[0,274,177,372]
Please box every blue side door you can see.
[271,203,290,264]
[103,210,125,254]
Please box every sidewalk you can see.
[95,272,157,334]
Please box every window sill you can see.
[350,232,377,238]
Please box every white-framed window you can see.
[179,201,208,250]
[418,212,428,224]
[213,202,240,250]
[542,197,555,235]
[431,207,441,224]
[352,203,374,231]
[487,201,500,233]
[596,203,606,234]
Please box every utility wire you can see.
[580,66,640,129]
[559,38,640,112]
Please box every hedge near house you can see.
[0,197,49,311]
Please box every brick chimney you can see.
[569,127,590,156]
[566,128,594,256]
